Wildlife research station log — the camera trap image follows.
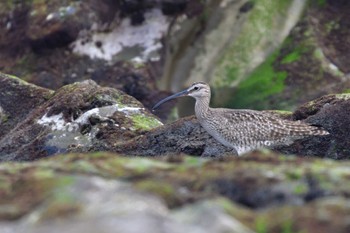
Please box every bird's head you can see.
[152,82,210,111]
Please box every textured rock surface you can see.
[0,152,350,233]
[0,74,161,161]
[0,73,53,139]
[114,115,234,157]
[276,94,350,159]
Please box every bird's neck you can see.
[195,96,210,119]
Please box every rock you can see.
[0,0,181,116]
[114,115,234,157]
[0,74,161,161]
[213,0,350,111]
[0,152,350,233]
[275,94,350,159]
[160,0,306,101]
[152,0,350,117]
[0,73,53,139]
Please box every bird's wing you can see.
[218,109,320,140]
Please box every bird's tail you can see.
[308,126,329,136]
[281,121,329,137]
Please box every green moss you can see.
[281,220,296,233]
[122,157,172,173]
[131,114,162,131]
[293,183,308,195]
[312,0,327,7]
[281,51,301,64]
[286,170,303,180]
[227,50,287,109]
[256,217,268,233]
[135,179,175,202]
[214,0,294,87]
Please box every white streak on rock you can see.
[37,104,146,132]
[71,9,169,62]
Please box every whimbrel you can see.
[153,82,329,155]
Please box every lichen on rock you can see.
[0,75,162,161]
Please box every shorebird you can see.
[153,82,329,155]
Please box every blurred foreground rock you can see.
[0,152,350,233]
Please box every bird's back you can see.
[197,108,328,155]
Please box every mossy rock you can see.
[0,152,350,232]
[0,75,162,161]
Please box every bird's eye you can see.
[193,86,199,90]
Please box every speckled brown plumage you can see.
[153,82,329,155]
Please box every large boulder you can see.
[0,73,161,161]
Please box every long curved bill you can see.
[152,89,188,111]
